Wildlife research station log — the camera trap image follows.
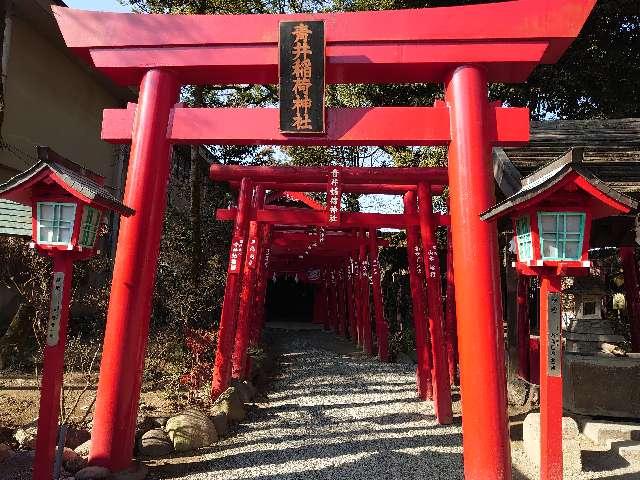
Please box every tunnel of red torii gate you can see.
[51,1,596,479]
[208,166,456,426]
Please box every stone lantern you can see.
[564,276,625,354]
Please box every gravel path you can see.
[148,327,464,479]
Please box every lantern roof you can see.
[0,147,134,216]
[481,148,638,221]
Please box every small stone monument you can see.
[564,276,625,353]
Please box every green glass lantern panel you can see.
[515,216,533,261]
[37,202,76,244]
[79,206,101,248]
[538,212,585,261]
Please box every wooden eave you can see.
[482,148,638,221]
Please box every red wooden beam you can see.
[210,165,449,185]
[53,2,596,85]
[216,207,450,228]
[102,105,529,147]
[238,182,435,195]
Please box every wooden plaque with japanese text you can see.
[279,20,325,134]
[547,292,562,377]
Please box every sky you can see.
[63,0,132,12]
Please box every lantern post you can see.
[0,147,134,479]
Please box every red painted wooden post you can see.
[417,182,453,424]
[329,269,339,332]
[347,256,358,341]
[539,274,563,480]
[445,65,511,479]
[211,177,253,398]
[33,255,74,480]
[352,253,362,346]
[404,191,434,401]
[620,247,640,352]
[359,233,374,355]
[322,269,331,331]
[250,226,272,346]
[517,275,531,379]
[368,228,389,362]
[89,69,178,471]
[337,267,348,336]
[444,226,459,385]
[232,185,265,379]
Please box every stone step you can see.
[564,333,626,343]
[615,440,640,462]
[565,341,624,354]
[565,319,614,334]
[581,420,640,447]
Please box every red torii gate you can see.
[51,2,595,478]
[211,165,455,419]
[215,185,442,384]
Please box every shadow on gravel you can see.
[148,432,462,479]
[147,329,463,480]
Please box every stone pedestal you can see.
[564,353,640,418]
[523,413,582,475]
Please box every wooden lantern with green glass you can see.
[0,146,133,480]
[482,147,637,480]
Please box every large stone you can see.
[231,379,256,403]
[14,425,37,449]
[523,413,582,475]
[165,409,218,453]
[138,428,173,457]
[564,353,640,418]
[212,387,246,422]
[210,411,229,438]
[74,465,111,479]
[62,447,86,473]
[74,439,91,457]
[109,461,149,480]
[64,427,90,450]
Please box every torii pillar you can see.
[445,65,511,477]
[89,70,178,470]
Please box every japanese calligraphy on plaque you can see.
[279,20,325,134]
[228,236,245,274]
[427,246,438,279]
[326,168,342,224]
[47,272,65,346]
[246,238,258,269]
[547,292,562,377]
